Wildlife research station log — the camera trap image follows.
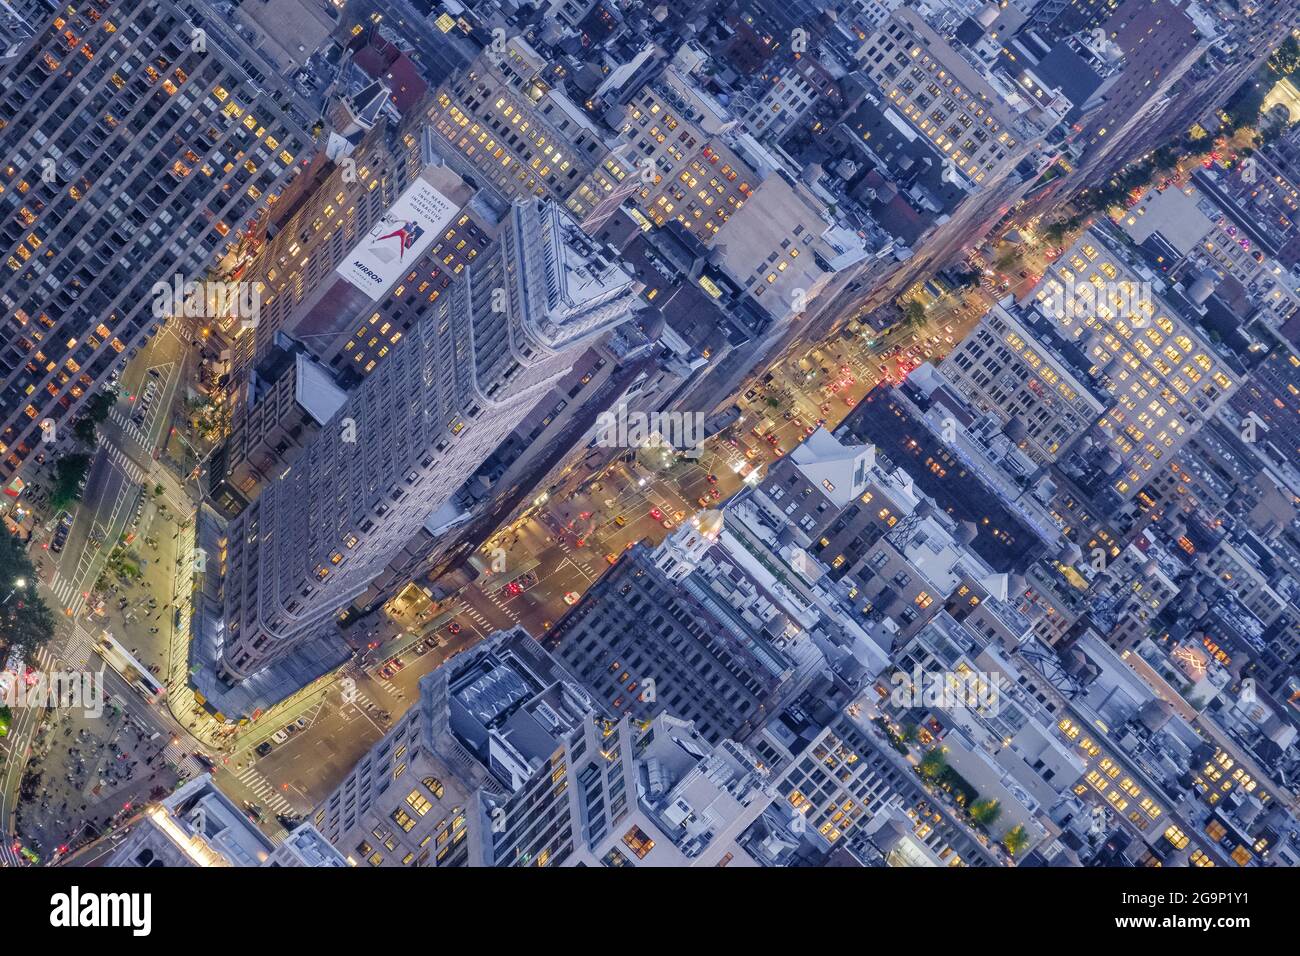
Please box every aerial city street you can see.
[0,0,1298,898]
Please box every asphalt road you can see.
[209,291,987,824]
[1,318,202,863]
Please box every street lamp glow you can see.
[14,578,25,588]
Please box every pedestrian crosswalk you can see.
[351,688,384,714]
[49,573,79,610]
[60,624,100,670]
[28,646,54,674]
[483,590,521,623]
[235,766,296,815]
[0,841,22,868]
[103,442,148,484]
[457,603,493,632]
[162,742,206,779]
[107,407,149,447]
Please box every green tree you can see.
[903,300,926,328]
[0,533,55,657]
[71,391,115,445]
[49,453,92,512]
[1002,824,1030,856]
[1267,36,1300,76]
[1222,78,1266,130]
[918,747,947,781]
[969,798,1002,827]
[994,249,1022,273]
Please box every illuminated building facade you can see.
[1034,229,1238,500]
[0,0,313,480]
[219,199,641,682]
[942,303,1105,465]
[858,8,1032,185]
[427,38,636,231]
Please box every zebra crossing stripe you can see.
[50,575,77,606]
[60,627,98,668]
[237,768,292,812]
[106,446,147,483]
[109,407,148,445]
[162,744,204,777]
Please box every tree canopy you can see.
[1002,824,1031,856]
[918,747,947,781]
[0,532,55,658]
[72,392,115,446]
[49,453,92,513]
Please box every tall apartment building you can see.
[1022,0,1120,46]
[218,199,641,682]
[710,166,868,327]
[617,71,870,329]
[226,82,420,379]
[1229,340,1300,471]
[1087,538,1179,652]
[1032,227,1239,501]
[0,0,314,480]
[212,339,348,510]
[576,712,773,867]
[1078,0,1202,163]
[544,534,792,745]
[619,68,752,244]
[842,6,1058,331]
[313,628,637,868]
[211,119,495,511]
[858,8,1037,186]
[339,310,675,616]
[733,54,838,143]
[941,302,1105,465]
[427,38,637,231]
[0,0,35,64]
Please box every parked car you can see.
[270,729,289,744]
[255,741,273,757]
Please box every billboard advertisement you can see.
[335,177,460,298]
